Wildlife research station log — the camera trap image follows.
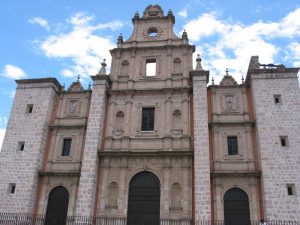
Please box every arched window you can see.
[170,183,181,209]
[127,172,160,225]
[45,186,69,225]
[224,188,250,225]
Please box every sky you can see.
[0,0,300,149]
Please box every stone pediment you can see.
[219,75,238,86]
[67,81,84,92]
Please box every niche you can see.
[173,57,182,74]
[106,182,118,209]
[121,60,129,76]
[170,182,182,210]
[113,111,124,136]
[172,109,183,133]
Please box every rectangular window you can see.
[280,136,288,147]
[146,59,156,77]
[274,95,282,105]
[8,183,16,194]
[17,141,25,151]
[62,138,72,156]
[141,107,155,131]
[287,184,296,196]
[26,104,33,113]
[227,136,238,155]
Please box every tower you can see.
[0,79,61,213]
[246,57,300,220]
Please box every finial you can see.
[97,59,107,75]
[118,33,123,44]
[62,83,65,90]
[77,74,80,82]
[212,77,215,85]
[182,29,188,40]
[195,54,204,71]
[168,9,173,16]
[134,11,139,18]
[88,82,92,90]
[242,75,245,84]
[226,68,229,76]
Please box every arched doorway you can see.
[224,188,251,225]
[127,172,160,225]
[45,186,69,225]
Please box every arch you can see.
[45,186,69,225]
[127,172,160,225]
[224,188,250,225]
[107,182,119,208]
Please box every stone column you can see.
[190,70,211,220]
[75,75,110,217]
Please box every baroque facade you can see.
[0,5,300,224]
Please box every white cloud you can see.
[0,116,7,127]
[37,12,123,78]
[287,42,300,67]
[28,17,50,31]
[183,8,300,83]
[178,8,188,19]
[1,64,26,79]
[0,129,5,151]
[8,90,16,98]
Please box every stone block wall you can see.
[0,79,59,213]
[75,76,109,217]
[191,72,211,220]
[250,72,300,220]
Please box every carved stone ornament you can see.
[173,57,181,63]
[69,101,77,114]
[121,60,129,66]
[113,128,124,136]
[225,95,237,112]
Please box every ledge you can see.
[211,170,261,178]
[38,171,80,177]
[98,150,193,157]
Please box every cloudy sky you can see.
[0,0,300,149]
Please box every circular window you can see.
[148,27,158,37]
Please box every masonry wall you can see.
[75,76,109,217]
[250,72,300,220]
[192,72,211,220]
[0,80,59,213]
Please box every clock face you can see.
[142,26,163,40]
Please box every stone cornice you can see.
[110,44,195,55]
[211,170,261,177]
[98,150,193,157]
[209,121,256,127]
[189,70,209,84]
[38,171,80,177]
[16,77,62,92]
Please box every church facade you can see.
[0,5,300,224]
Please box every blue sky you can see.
[1,0,300,149]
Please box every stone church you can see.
[0,4,300,225]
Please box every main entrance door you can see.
[45,186,69,225]
[224,188,251,225]
[127,172,160,225]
